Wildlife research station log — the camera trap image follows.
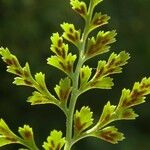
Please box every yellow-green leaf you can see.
[79,76,114,94]
[50,32,68,58]
[18,125,34,141]
[118,78,150,109]
[80,65,92,86]
[47,54,77,75]
[74,106,93,133]
[43,130,65,150]
[61,23,81,46]
[70,0,87,19]
[98,101,116,127]
[94,126,125,144]
[90,12,110,31]
[119,108,139,120]
[27,91,55,105]
[34,72,48,92]
[0,47,23,75]
[93,51,130,79]
[85,30,117,60]
[54,77,72,103]
[89,77,114,89]
[0,119,19,147]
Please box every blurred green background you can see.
[0,0,150,149]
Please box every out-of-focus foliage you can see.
[0,0,150,149]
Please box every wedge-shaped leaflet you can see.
[18,125,34,141]
[61,23,81,47]
[132,77,150,95]
[93,51,130,79]
[119,108,139,120]
[50,33,68,58]
[34,72,48,91]
[85,30,117,60]
[0,47,23,75]
[106,51,130,74]
[90,12,110,31]
[118,77,150,109]
[79,77,114,94]
[27,91,55,105]
[43,130,65,150]
[47,53,77,75]
[13,63,34,87]
[54,77,72,103]
[117,89,130,108]
[80,65,92,86]
[93,126,125,144]
[89,77,114,89]
[74,106,93,134]
[18,125,38,149]
[70,0,87,19]
[0,119,18,147]
[98,101,116,128]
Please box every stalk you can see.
[64,1,95,149]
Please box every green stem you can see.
[64,55,84,150]
[64,1,95,150]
